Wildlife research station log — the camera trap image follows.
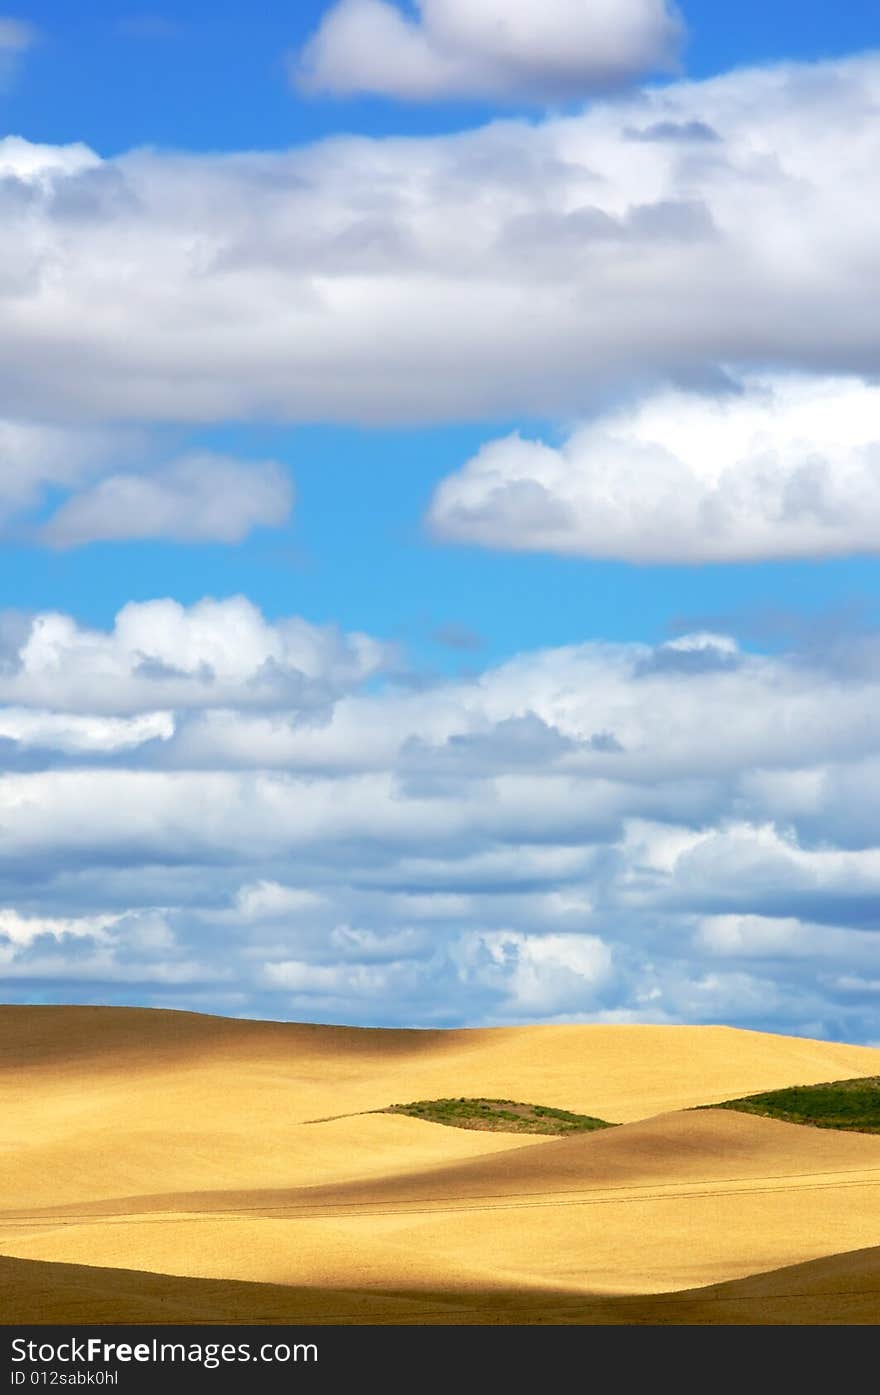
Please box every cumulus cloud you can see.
[1,57,880,422]
[428,375,880,563]
[0,596,389,715]
[2,602,880,1035]
[0,134,96,182]
[41,452,293,547]
[294,0,682,102]
[456,930,613,1013]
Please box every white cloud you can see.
[264,958,397,996]
[295,0,682,102]
[0,767,621,865]
[0,134,96,181]
[0,419,129,529]
[0,418,293,548]
[0,708,173,753]
[697,914,804,956]
[230,880,326,922]
[0,596,388,714]
[41,452,293,547]
[3,599,880,1035]
[0,907,119,946]
[457,929,613,1013]
[655,823,880,917]
[1,56,880,423]
[0,906,220,985]
[428,375,880,563]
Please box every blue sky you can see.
[2,0,880,1039]
[7,1,878,152]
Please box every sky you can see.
[1,0,880,1041]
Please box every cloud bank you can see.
[3,598,880,1039]
[295,0,682,101]
[428,375,880,563]
[1,56,879,424]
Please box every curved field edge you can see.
[704,1076,880,1133]
[382,1098,616,1134]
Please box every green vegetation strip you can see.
[382,1097,615,1135]
[705,1076,880,1134]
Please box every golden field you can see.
[2,1005,880,1324]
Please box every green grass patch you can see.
[382,1097,615,1135]
[704,1076,880,1133]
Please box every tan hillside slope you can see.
[3,1108,880,1298]
[18,1104,877,1218]
[5,1007,879,1118]
[2,1005,880,1211]
[3,1005,880,1319]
